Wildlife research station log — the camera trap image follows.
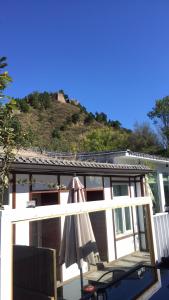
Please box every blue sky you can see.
[1,0,169,129]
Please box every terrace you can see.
[0,196,161,300]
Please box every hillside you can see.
[13,91,162,154]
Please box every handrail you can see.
[0,196,151,223]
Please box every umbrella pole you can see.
[79,266,84,297]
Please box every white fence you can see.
[0,197,156,300]
[153,212,169,262]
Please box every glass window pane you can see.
[148,174,160,213]
[125,207,131,230]
[115,208,124,234]
[113,184,128,197]
[86,176,103,188]
[32,175,58,191]
[163,174,169,207]
[60,176,72,189]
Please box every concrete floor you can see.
[84,251,151,283]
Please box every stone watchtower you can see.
[57,92,66,103]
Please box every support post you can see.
[157,172,165,212]
[0,211,13,300]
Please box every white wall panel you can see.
[154,213,169,262]
[116,236,135,258]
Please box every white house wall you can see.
[116,236,135,258]
[154,213,169,262]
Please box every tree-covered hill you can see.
[13,90,162,154]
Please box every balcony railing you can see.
[0,196,158,300]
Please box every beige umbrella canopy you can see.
[59,176,99,294]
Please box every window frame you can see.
[111,182,132,237]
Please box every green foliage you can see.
[148,96,169,148]
[15,91,52,111]
[71,113,80,124]
[0,57,9,92]
[40,92,52,109]
[84,112,95,125]
[108,120,121,129]
[95,112,107,124]
[60,125,66,131]
[15,98,30,112]
[0,57,12,97]
[78,103,87,113]
[11,88,165,156]
[28,92,41,109]
[128,123,162,154]
[0,57,30,206]
[0,100,19,206]
[52,128,61,139]
[65,116,72,125]
[82,127,129,152]
[0,59,17,205]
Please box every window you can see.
[86,176,103,189]
[163,174,169,207]
[112,184,128,197]
[148,174,160,213]
[112,183,132,235]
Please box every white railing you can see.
[153,212,169,262]
[0,196,155,300]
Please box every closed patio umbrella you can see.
[59,176,99,296]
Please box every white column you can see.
[105,209,115,261]
[0,212,13,300]
[157,172,165,212]
[104,177,115,262]
[15,174,30,245]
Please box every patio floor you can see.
[84,251,151,283]
[57,251,153,300]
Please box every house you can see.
[76,149,169,214]
[77,149,169,262]
[0,148,161,299]
[3,150,152,275]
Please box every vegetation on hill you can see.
[0,57,29,206]
[12,90,163,154]
[148,96,169,152]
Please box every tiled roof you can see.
[5,154,150,171]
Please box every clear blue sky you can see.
[1,0,169,129]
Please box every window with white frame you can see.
[112,183,132,235]
[162,174,169,207]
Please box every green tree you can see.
[84,112,95,125]
[15,98,30,112]
[108,120,121,129]
[0,57,12,96]
[52,127,61,139]
[40,92,52,109]
[95,112,108,124]
[128,123,162,154]
[148,96,169,148]
[0,57,27,207]
[71,113,80,124]
[82,127,129,152]
[28,92,41,109]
